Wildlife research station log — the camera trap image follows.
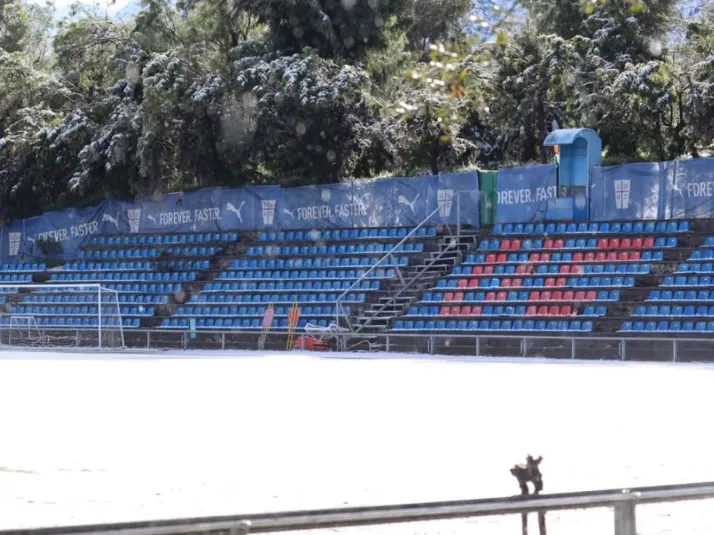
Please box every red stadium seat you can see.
[526,305,537,316]
[620,238,631,249]
[598,238,609,249]
[574,291,586,301]
[585,291,597,301]
[618,251,629,261]
[554,239,564,249]
[606,252,617,262]
[486,254,497,264]
[643,237,655,248]
[561,305,573,316]
[496,291,508,301]
[608,238,620,249]
[570,264,582,274]
[484,265,494,275]
[471,306,482,316]
[450,306,461,316]
[454,292,464,302]
[472,266,483,275]
[595,251,606,262]
[444,292,454,302]
[496,253,507,263]
[440,306,450,315]
[548,305,560,316]
[585,252,596,262]
[556,277,567,287]
[511,278,523,288]
[573,252,584,262]
[511,239,521,250]
[501,279,512,288]
[530,291,541,301]
[545,278,555,287]
[486,292,496,301]
[530,253,540,262]
[461,306,471,316]
[540,253,551,262]
[458,278,468,288]
[632,238,643,249]
[541,291,552,301]
[552,291,563,301]
[560,265,570,274]
[537,305,548,316]
[469,278,480,288]
[544,239,554,249]
[563,291,574,301]
[630,251,641,261]
[500,240,511,250]
[516,265,527,274]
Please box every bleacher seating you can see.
[4,232,238,330]
[159,226,440,331]
[404,221,684,334]
[2,218,711,340]
[621,230,714,334]
[256,228,437,242]
[492,221,689,235]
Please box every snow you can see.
[1,349,714,534]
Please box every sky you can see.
[27,0,709,24]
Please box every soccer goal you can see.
[0,283,125,349]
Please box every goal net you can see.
[0,283,125,349]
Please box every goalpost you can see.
[0,283,125,349]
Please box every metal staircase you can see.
[353,229,480,332]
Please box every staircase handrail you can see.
[354,238,460,333]
[335,203,447,331]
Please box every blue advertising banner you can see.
[243,186,282,230]
[589,162,665,221]
[392,176,432,227]
[666,157,714,219]
[353,179,395,228]
[278,183,359,229]
[496,164,557,224]
[7,202,110,260]
[0,172,482,263]
[431,172,480,227]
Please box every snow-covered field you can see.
[1,350,714,534]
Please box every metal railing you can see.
[353,241,459,333]
[2,482,713,535]
[4,328,714,363]
[334,203,453,331]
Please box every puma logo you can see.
[397,193,420,213]
[102,213,120,230]
[226,201,246,223]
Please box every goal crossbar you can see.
[0,283,126,350]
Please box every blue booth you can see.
[543,128,602,222]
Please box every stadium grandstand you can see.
[2,128,714,360]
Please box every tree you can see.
[246,0,409,59]
[683,3,714,150]
[488,28,580,163]
[0,0,29,53]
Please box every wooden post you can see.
[286,302,300,350]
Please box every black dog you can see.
[511,455,543,496]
